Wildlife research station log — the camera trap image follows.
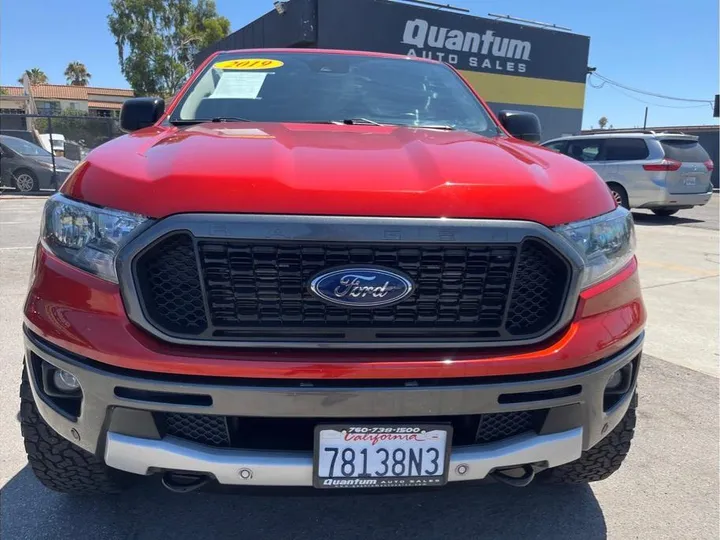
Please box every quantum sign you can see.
[402,18,531,74]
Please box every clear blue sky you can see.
[1,0,717,128]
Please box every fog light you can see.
[52,369,80,393]
[606,369,623,391]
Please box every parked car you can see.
[0,135,75,192]
[0,129,37,144]
[542,132,714,216]
[20,49,644,495]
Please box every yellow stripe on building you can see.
[459,71,586,110]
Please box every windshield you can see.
[1,136,51,157]
[170,52,498,136]
[660,139,710,162]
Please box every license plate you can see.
[313,424,452,489]
[684,177,697,186]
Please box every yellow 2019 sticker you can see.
[214,58,284,70]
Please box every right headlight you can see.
[554,207,636,289]
[41,194,150,283]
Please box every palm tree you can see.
[64,62,91,86]
[18,68,49,85]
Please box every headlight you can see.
[41,194,150,282]
[554,207,635,289]
[37,161,55,170]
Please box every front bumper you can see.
[24,328,643,487]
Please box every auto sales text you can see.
[402,18,531,73]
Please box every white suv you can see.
[542,132,714,216]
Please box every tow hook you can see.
[489,464,537,487]
[161,472,211,493]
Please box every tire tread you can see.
[20,368,129,494]
[540,393,637,484]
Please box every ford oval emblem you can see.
[309,266,414,308]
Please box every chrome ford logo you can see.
[309,267,414,307]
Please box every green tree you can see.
[108,0,230,97]
[18,68,49,85]
[64,62,92,86]
[598,116,609,129]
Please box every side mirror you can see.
[120,97,165,132]
[497,110,542,143]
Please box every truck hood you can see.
[63,122,614,226]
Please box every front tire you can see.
[20,368,131,494]
[13,169,38,193]
[652,208,679,217]
[539,393,637,484]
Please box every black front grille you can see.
[506,241,569,335]
[135,235,207,335]
[165,413,230,447]
[162,411,546,451]
[133,234,570,345]
[474,411,535,443]
[201,241,517,334]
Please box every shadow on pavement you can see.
[1,465,607,540]
[631,211,704,227]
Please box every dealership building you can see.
[196,0,591,140]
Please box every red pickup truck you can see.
[21,49,644,494]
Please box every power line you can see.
[598,82,712,110]
[589,72,713,104]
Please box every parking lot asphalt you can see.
[0,194,718,540]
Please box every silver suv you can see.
[542,132,714,216]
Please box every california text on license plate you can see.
[313,425,452,489]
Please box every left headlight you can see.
[41,194,150,283]
[554,207,636,289]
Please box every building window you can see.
[68,102,76,110]
[90,108,113,117]
[36,100,61,115]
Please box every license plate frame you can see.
[683,176,697,186]
[313,424,453,489]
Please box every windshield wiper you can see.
[169,117,251,126]
[407,124,456,131]
[334,118,384,126]
[168,119,203,126]
[210,116,252,123]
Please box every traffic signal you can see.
[714,94,719,118]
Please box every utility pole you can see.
[643,107,648,130]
